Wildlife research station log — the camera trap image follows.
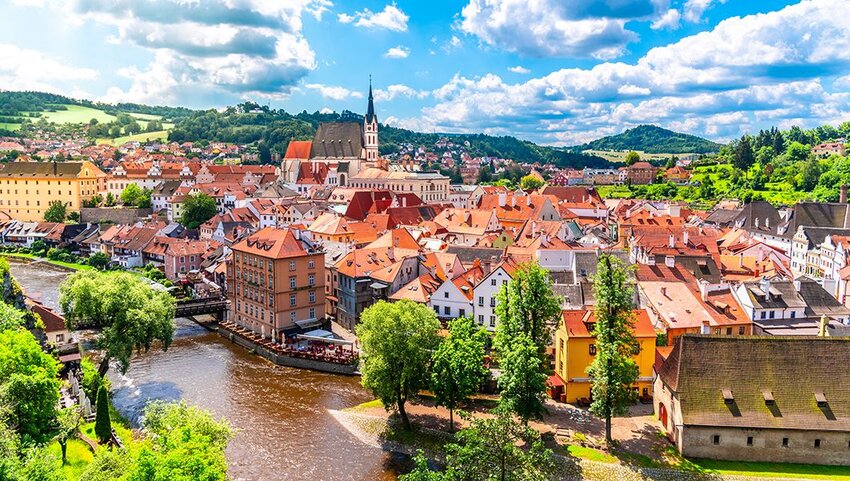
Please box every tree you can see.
[0,328,61,443]
[68,211,80,222]
[587,253,639,444]
[786,141,811,163]
[401,408,554,481]
[54,407,81,465]
[431,317,488,432]
[356,300,440,430]
[0,302,25,331]
[477,166,492,184]
[624,151,640,166]
[124,121,141,135]
[733,136,755,170]
[88,252,110,270]
[800,159,822,191]
[104,192,117,207]
[179,192,217,229]
[129,401,231,481]
[59,271,176,375]
[519,174,544,191]
[496,334,548,424]
[120,183,145,207]
[258,142,272,164]
[43,200,66,222]
[94,383,112,444]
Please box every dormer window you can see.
[815,392,828,408]
[722,389,734,404]
[763,390,775,406]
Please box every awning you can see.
[294,318,322,329]
[295,334,354,345]
[303,329,333,338]
[369,282,388,289]
[547,375,565,387]
[58,352,82,363]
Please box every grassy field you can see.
[39,105,117,124]
[46,439,95,480]
[98,129,170,146]
[584,149,680,164]
[0,122,22,131]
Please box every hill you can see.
[572,125,723,154]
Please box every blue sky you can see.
[1,0,849,145]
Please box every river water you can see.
[9,259,401,481]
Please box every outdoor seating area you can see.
[220,321,359,366]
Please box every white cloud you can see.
[374,84,428,102]
[0,43,97,95]
[339,3,408,31]
[305,83,364,101]
[442,35,462,53]
[459,0,667,59]
[384,45,410,59]
[683,0,725,23]
[651,8,681,30]
[508,66,531,74]
[60,0,324,102]
[319,107,334,114]
[416,0,850,144]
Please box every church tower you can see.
[363,77,379,166]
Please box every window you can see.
[478,296,484,306]
[478,315,484,324]
[309,259,315,269]
[769,310,775,319]
[444,292,449,298]
[444,306,450,315]
[782,438,789,447]
[290,312,296,322]
[491,279,497,286]
[589,344,597,355]
[726,327,732,335]
[290,294,296,307]
[739,326,745,335]
[309,274,315,286]
[290,261,296,271]
[712,435,720,445]
[309,291,315,303]
[815,439,821,448]
[309,307,315,319]
[459,309,465,317]
[490,297,496,307]
[760,311,766,319]
[489,316,496,327]
[747,436,753,446]
[790,311,796,319]
[290,277,296,289]
[714,328,721,335]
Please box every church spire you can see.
[366,75,376,124]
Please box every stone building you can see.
[655,335,850,465]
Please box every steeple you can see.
[366,75,376,124]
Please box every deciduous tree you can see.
[431,317,488,432]
[587,253,639,444]
[179,192,217,229]
[54,407,81,465]
[43,200,66,222]
[356,300,440,430]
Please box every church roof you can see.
[366,83,377,124]
[285,141,313,160]
[310,122,364,160]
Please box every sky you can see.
[1,0,849,145]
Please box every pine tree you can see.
[733,135,755,170]
[94,383,112,444]
[587,254,639,444]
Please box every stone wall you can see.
[218,327,358,375]
[80,207,152,225]
[681,425,850,465]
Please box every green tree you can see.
[124,121,141,135]
[88,252,110,270]
[587,253,639,444]
[519,174,544,191]
[624,151,640,166]
[497,335,548,424]
[356,300,440,430]
[59,271,176,375]
[104,192,117,207]
[129,401,231,481]
[54,406,81,465]
[401,408,554,481]
[0,328,60,443]
[494,262,561,355]
[80,357,110,401]
[733,136,755,170]
[786,141,812,163]
[179,192,217,229]
[0,302,26,331]
[477,166,492,183]
[43,200,66,222]
[94,383,112,444]
[431,317,488,432]
[258,142,272,164]
[120,183,146,207]
[800,159,822,191]
[79,448,133,481]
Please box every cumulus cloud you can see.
[508,66,531,74]
[651,8,681,30]
[338,3,408,31]
[459,0,668,59]
[416,0,850,144]
[64,0,325,102]
[384,45,410,59]
[683,0,726,23]
[373,84,428,102]
[0,43,97,96]
[305,83,364,101]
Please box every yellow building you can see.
[0,161,107,221]
[553,309,657,404]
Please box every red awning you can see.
[547,375,565,387]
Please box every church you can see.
[281,82,381,188]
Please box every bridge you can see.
[175,297,229,322]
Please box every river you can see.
[9,258,403,481]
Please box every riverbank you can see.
[333,400,850,481]
[1,252,92,271]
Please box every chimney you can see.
[668,234,675,248]
[701,320,711,335]
[793,278,801,292]
[755,218,760,229]
[841,184,848,203]
[765,217,770,229]
[683,230,689,245]
[698,279,709,302]
[819,315,829,337]
[498,193,506,207]
[531,221,537,237]
[738,254,744,268]
[402,196,407,208]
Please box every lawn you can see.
[98,129,170,146]
[687,458,850,480]
[39,105,116,124]
[46,439,94,480]
[0,252,93,271]
[0,122,21,131]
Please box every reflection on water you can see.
[8,258,70,311]
[9,259,401,481]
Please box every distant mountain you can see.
[572,125,724,154]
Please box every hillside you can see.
[572,124,723,154]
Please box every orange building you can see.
[228,227,325,339]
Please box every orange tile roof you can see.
[562,309,656,338]
[231,227,313,259]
